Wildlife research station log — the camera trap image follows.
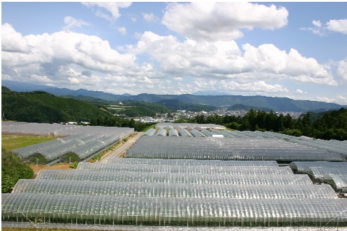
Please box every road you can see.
[100,132,143,162]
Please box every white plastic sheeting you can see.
[156,123,226,130]
[2,121,134,137]
[179,129,192,137]
[329,174,347,192]
[144,128,156,136]
[76,163,294,175]
[106,158,279,167]
[36,170,313,185]
[2,193,347,226]
[309,167,347,182]
[12,179,337,199]
[126,137,344,161]
[290,161,347,174]
[156,128,167,136]
[190,129,205,137]
[169,129,179,137]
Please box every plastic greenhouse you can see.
[329,174,347,192]
[190,129,205,137]
[2,193,347,226]
[106,158,279,167]
[12,179,337,199]
[144,128,156,136]
[169,129,179,137]
[179,129,192,137]
[76,163,294,175]
[290,161,347,174]
[126,137,345,161]
[156,128,167,136]
[36,170,313,185]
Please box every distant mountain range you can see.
[2,80,346,113]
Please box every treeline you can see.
[89,115,153,132]
[2,148,34,193]
[157,99,217,112]
[121,101,175,117]
[193,108,347,140]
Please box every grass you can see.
[2,134,55,151]
[142,123,156,132]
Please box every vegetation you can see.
[121,100,175,117]
[157,99,217,112]
[2,87,111,123]
[2,148,34,193]
[1,134,55,151]
[192,108,347,140]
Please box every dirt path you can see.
[100,132,144,162]
[30,163,71,176]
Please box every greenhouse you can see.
[144,128,156,136]
[289,161,347,174]
[329,174,347,192]
[106,158,279,167]
[2,193,347,226]
[36,170,313,185]
[156,128,167,136]
[179,128,192,137]
[76,163,294,175]
[12,179,337,199]
[126,137,345,161]
[2,121,134,137]
[309,167,347,182]
[169,129,179,137]
[190,129,205,137]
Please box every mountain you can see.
[2,80,345,112]
[157,99,217,112]
[2,87,111,123]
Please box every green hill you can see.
[2,87,111,123]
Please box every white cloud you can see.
[326,19,347,35]
[2,23,29,53]
[64,16,90,31]
[1,24,164,90]
[302,19,347,36]
[173,77,183,81]
[337,58,347,82]
[162,2,288,41]
[118,27,127,35]
[134,31,336,86]
[300,20,326,36]
[142,13,159,22]
[82,2,132,22]
[312,20,322,27]
[316,96,347,105]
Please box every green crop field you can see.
[1,134,55,151]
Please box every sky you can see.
[1,2,347,105]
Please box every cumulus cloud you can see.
[1,23,163,90]
[301,20,326,36]
[82,2,132,22]
[302,19,347,36]
[142,13,159,22]
[64,16,90,31]
[327,19,347,35]
[118,27,127,35]
[2,23,29,53]
[162,2,288,41]
[337,58,347,81]
[133,31,336,86]
[316,95,347,105]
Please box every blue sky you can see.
[1,2,347,105]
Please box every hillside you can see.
[2,87,111,123]
[2,148,34,193]
[3,80,345,112]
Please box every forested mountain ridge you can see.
[1,87,111,123]
[3,80,346,112]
